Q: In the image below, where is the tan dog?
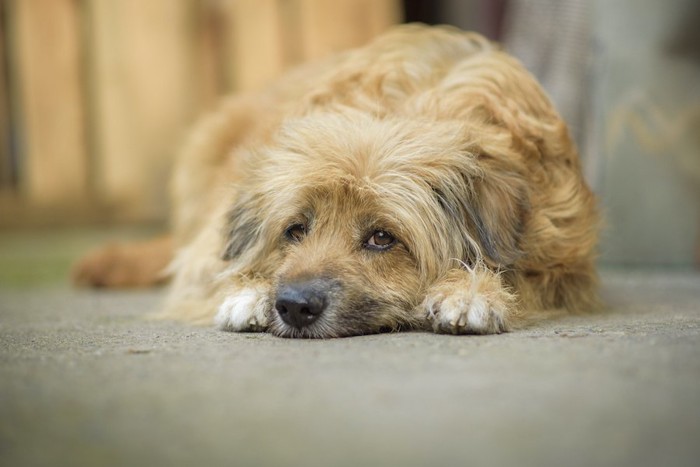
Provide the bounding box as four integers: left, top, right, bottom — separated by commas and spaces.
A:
74, 24, 600, 338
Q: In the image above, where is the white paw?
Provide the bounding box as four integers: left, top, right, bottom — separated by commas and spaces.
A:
215, 286, 271, 332
424, 290, 509, 335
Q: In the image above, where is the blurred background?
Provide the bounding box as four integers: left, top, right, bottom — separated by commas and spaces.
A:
0, 0, 698, 270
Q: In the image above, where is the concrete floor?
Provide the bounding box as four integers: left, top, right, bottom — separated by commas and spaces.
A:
1, 230, 699, 467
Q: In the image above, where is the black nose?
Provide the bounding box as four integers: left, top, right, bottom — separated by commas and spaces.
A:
275, 282, 327, 329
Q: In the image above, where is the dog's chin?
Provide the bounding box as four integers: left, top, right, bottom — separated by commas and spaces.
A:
267, 316, 427, 339
267, 315, 386, 339
268, 319, 353, 339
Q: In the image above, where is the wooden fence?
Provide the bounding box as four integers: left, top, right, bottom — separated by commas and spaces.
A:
0, 0, 401, 226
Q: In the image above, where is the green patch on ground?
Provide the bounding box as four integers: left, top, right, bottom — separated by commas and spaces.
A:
0, 226, 166, 287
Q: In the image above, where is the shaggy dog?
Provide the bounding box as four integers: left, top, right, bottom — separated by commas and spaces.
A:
74, 24, 600, 338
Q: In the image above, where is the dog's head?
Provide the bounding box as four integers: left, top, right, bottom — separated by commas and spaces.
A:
221, 111, 529, 337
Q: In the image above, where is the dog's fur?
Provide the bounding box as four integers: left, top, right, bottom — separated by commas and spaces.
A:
74, 24, 600, 338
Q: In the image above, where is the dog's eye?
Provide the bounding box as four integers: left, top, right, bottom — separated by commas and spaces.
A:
285, 224, 306, 242
365, 230, 396, 251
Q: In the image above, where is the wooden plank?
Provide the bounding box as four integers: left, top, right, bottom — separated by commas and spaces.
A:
278, 0, 306, 68
297, 0, 367, 61
192, 0, 227, 111
365, 0, 402, 37
217, 0, 400, 92
86, 0, 200, 221
0, 0, 12, 191
297, 0, 400, 61
9, 0, 88, 205
220, 0, 285, 92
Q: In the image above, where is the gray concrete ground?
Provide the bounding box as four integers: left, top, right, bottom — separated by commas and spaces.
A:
1, 230, 699, 467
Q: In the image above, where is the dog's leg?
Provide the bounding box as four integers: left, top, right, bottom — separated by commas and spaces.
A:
72, 235, 173, 288
422, 265, 518, 335
214, 280, 273, 332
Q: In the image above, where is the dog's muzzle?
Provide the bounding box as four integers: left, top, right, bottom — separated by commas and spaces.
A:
274, 280, 329, 329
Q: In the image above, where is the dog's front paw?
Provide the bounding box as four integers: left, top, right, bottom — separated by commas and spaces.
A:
424, 289, 508, 334
423, 270, 515, 334
215, 286, 272, 332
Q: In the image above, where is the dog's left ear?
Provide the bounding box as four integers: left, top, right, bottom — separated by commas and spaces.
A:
222, 192, 262, 261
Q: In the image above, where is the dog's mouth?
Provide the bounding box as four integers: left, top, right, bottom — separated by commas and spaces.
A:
272, 324, 410, 340
267, 314, 394, 339
268, 316, 343, 338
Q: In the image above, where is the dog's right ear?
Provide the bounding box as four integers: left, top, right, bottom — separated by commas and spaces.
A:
222, 192, 261, 261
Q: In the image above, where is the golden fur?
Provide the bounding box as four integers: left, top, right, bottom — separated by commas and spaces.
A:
74, 24, 599, 338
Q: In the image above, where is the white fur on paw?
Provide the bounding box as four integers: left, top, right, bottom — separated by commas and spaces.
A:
424, 290, 508, 335
215, 287, 271, 332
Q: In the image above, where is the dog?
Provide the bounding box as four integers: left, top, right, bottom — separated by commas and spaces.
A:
74, 24, 600, 338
